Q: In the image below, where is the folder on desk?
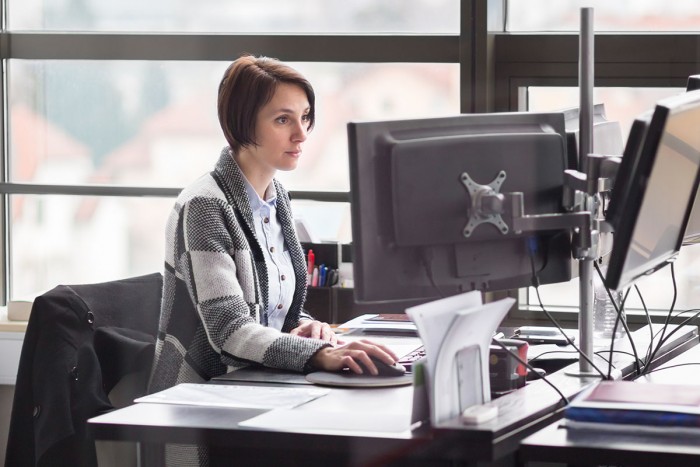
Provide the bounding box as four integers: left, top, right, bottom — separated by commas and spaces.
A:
406, 291, 514, 426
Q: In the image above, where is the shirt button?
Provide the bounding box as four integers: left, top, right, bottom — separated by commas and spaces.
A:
270, 247, 275, 253
281, 275, 286, 280
263, 217, 270, 224
277, 304, 283, 309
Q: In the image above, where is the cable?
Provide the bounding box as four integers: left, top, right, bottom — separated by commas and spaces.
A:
491, 338, 569, 405
642, 263, 679, 374
640, 307, 700, 375
527, 350, 579, 363
634, 284, 655, 366
527, 242, 609, 379
420, 247, 446, 299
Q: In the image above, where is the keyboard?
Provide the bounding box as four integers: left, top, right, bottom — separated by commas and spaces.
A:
398, 345, 425, 371
396, 331, 504, 372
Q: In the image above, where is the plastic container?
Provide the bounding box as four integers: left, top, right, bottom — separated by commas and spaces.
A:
593, 266, 626, 341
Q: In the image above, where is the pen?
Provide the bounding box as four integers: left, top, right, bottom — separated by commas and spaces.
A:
306, 249, 315, 279
319, 264, 327, 287
311, 266, 319, 287
327, 269, 338, 287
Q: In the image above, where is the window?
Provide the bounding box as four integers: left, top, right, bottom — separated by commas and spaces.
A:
9, 0, 459, 33
0, 1, 460, 302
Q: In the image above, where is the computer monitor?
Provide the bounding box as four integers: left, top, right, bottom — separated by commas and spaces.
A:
682, 79, 700, 244
604, 113, 652, 229
348, 112, 574, 304
562, 103, 624, 169
604, 90, 700, 291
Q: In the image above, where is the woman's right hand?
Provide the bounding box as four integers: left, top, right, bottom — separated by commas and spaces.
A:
310, 339, 398, 375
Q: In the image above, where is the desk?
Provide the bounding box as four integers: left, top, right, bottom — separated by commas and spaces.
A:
88, 325, 698, 467
519, 328, 700, 467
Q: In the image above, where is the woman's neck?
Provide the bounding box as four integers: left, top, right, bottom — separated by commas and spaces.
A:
233, 150, 274, 199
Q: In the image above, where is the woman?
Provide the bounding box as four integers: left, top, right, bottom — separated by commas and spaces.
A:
149, 55, 398, 396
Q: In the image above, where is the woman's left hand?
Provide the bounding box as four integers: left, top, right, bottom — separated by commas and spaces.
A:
290, 320, 339, 345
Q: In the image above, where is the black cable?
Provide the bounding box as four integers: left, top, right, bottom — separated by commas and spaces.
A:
527, 350, 579, 363
643, 263, 679, 374
634, 284, 655, 366
528, 252, 609, 379
593, 262, 641, 377
420, 247, 446, 299
491, 338, 569, 405
640, 307, 700, 375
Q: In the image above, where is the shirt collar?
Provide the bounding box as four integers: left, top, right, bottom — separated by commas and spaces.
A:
241, 171, 277, 211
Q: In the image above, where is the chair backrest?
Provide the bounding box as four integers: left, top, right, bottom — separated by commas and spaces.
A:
5, 272, 163, 467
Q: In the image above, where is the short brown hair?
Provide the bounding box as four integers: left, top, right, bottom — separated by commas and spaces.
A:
217, 55, 315, 154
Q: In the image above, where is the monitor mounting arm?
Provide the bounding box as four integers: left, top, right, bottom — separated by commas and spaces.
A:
459, 169, 594, 253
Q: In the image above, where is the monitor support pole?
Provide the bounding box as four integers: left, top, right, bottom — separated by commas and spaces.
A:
575, 7, 598, 376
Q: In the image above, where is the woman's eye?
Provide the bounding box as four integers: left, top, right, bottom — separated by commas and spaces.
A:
302, 114, 311, 122
276, 116, 288, 124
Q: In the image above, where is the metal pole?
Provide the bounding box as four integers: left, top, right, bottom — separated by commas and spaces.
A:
578, 7, 595, 375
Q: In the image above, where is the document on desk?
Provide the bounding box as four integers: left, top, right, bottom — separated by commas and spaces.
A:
339, 314, 418, 334
134, 383, 329, 409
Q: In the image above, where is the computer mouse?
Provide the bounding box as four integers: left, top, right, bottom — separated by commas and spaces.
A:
357, 356, 407, 377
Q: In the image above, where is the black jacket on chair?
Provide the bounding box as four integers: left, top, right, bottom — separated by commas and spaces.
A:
5, 273, 163, 467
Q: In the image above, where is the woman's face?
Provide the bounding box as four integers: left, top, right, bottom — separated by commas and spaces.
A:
245, 82, 310, 176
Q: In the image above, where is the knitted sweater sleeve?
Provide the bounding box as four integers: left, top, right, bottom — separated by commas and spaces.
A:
178, 195, 329, 372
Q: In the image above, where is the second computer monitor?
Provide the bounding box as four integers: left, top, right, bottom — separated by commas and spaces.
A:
605, 90, 700, 291
348, 112, 574, 304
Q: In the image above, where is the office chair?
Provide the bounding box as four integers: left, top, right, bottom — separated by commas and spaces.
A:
5, 272, 163, 467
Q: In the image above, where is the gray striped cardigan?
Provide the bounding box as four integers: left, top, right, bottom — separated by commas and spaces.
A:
148, 148, 330, 393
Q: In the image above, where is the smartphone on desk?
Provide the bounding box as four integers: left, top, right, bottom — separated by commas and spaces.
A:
513, 326, 575, 346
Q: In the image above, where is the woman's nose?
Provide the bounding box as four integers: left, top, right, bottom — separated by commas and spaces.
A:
292, 120, 308, 142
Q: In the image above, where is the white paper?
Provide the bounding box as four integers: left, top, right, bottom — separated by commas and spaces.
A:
406, 293, 515, 426
134, 383, 329, 409
339, 313, 417, 333
405, 291, 482, 379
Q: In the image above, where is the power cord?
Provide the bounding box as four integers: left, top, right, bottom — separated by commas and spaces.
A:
527, 239, 609, 379
642, 263, 679, 374
641, 307, 700, 375
634, 284, 655, 365
491, 338, 569, 405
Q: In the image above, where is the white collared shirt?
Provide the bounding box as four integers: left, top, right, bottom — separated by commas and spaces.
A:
242, 178, 296, 331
